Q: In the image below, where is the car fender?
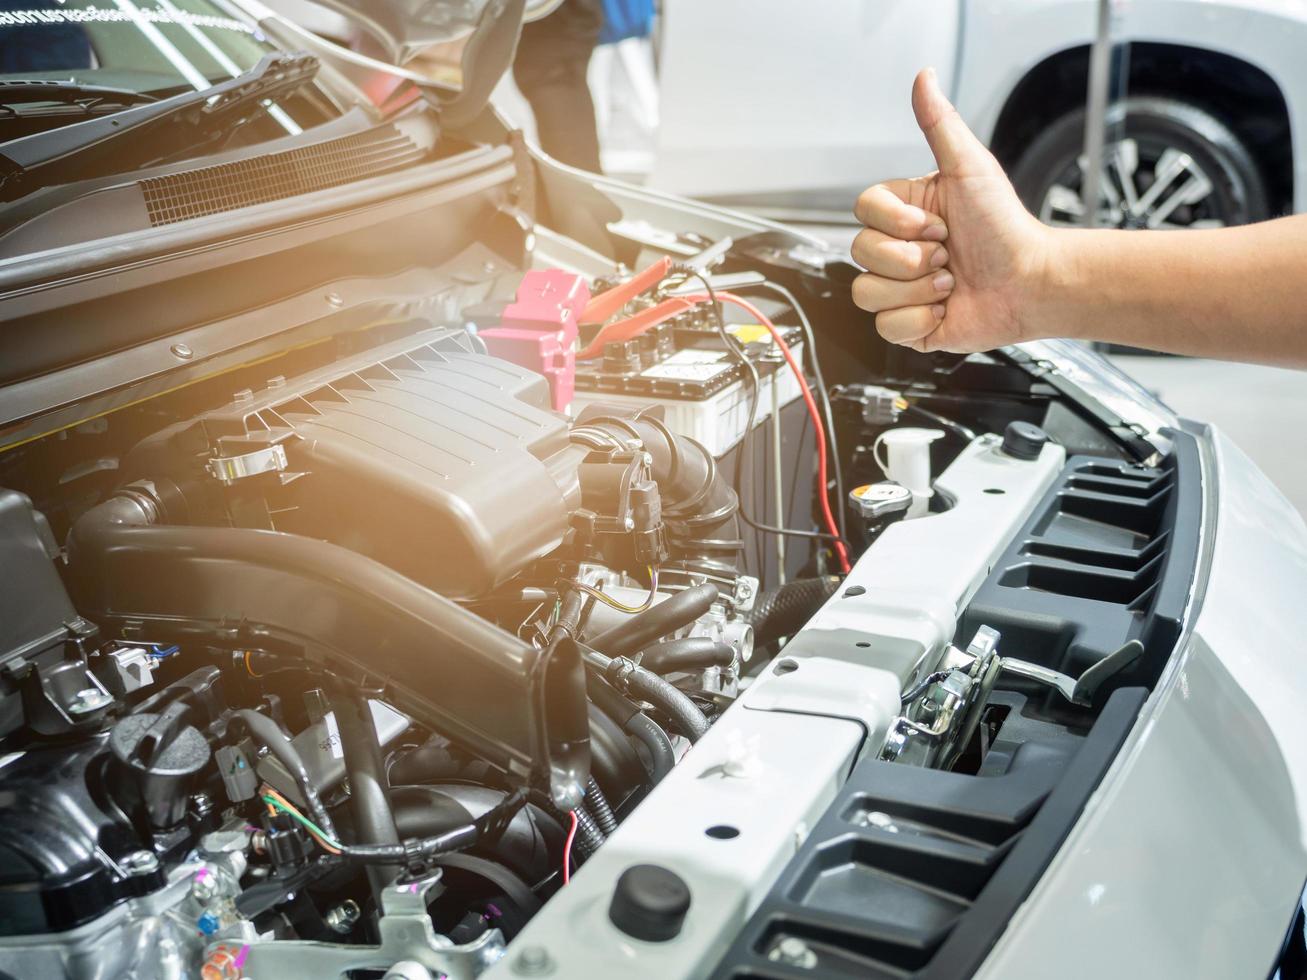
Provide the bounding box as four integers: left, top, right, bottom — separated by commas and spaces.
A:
956, 0, 1307, 211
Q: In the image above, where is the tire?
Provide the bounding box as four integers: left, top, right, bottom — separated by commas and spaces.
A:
1009, 96, 1270, 230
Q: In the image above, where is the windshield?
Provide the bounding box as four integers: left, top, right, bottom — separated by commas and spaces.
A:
0, 0, 323, 133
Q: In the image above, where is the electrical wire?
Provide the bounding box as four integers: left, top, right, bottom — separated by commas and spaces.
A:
571, 566, 659, 613
260, 789, 342, 855
896, 397, 978, 443
682, 271, 849, 558
562, 809, 579, 885
678, 279, 850, 573
714, 291, 850, 573
745, 281, 847, 541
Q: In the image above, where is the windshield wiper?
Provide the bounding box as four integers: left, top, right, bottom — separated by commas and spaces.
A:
0, 80, 159, 113
0, 52, 318, 202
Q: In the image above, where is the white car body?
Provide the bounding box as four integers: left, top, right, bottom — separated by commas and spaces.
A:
651, 0, 1307, 215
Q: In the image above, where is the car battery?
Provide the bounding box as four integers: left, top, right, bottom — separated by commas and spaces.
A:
570, 307, 805, 457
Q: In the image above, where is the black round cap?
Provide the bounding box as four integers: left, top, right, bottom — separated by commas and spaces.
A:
608, 864, 691, 942
1001, 420, 1049, 461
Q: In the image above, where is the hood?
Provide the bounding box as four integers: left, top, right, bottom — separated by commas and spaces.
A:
313, 0, 563, 65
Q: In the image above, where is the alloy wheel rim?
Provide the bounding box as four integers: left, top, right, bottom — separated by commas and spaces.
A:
1038, 137, 1226, 229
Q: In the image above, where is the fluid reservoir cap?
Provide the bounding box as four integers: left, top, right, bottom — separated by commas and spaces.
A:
608, 864, 691, 942
1001, 421, 1049, 461
109, 704, 211, 829
849, 481, 913, 520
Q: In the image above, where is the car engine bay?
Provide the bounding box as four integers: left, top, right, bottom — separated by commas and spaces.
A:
0, 200, 1200, 978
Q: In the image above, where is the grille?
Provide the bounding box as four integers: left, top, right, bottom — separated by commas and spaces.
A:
139, 127, 425, 226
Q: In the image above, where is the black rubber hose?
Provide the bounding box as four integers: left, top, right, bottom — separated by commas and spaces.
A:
586, 672, 674, 785
588, 652, 710, 744
234, 709, 339, 842
332, 691, 400, 895
640, 638, 734, 675
745, 576, 841, 648
621, 662, 710, 742
623, 711, 675, 783
587, 582, 718, 659
333, 693, 399, 846
585, 776, 618, 836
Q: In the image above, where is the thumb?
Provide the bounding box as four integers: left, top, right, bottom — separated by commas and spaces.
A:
912, 67, 986, 176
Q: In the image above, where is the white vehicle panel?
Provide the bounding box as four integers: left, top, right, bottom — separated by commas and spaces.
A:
487, 434, 1065, 979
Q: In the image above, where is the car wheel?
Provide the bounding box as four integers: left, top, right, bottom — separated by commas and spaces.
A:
1009, 96, 1270, 230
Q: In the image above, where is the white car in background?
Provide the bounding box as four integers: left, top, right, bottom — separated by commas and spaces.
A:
650, 0, 1305, 229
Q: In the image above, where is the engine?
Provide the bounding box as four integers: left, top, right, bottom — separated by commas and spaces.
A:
0, 289, 790, 979
0, 238, 1171, 979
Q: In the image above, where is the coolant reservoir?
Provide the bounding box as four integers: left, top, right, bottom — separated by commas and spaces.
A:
873, 427, 945, 517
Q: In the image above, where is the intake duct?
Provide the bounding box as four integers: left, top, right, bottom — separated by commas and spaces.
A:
65, 490, 590, 807
575, 404, 742, 570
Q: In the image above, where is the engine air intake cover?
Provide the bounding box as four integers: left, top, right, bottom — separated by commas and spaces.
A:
124, 327, 584, 599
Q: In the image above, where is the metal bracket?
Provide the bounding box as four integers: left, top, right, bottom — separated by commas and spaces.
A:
229, 870, 507, 980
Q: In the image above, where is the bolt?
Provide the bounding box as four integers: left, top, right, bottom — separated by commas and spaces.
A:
191, 868, 219, 901
69, 687, 110, 714
325, 899, 361, 934
170, 342, 194, 360
512, 945, 554, 976
325, 291, 344, 308
122, 850, 160, 876
189, 792, 214, 819
769, 936, 817, 969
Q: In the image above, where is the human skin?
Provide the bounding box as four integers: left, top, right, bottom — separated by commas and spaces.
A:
850, 67, 1307, 369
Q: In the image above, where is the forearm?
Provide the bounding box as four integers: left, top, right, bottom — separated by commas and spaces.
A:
1026, 217, 1307, 368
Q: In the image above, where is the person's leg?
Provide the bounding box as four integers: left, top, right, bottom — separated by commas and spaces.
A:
512, 0, 604, 172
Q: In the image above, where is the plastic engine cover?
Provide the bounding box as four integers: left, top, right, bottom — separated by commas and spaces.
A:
124, 328, 585, 599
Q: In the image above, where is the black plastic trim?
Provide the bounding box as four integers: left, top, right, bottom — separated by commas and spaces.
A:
710, 689, 1145, 979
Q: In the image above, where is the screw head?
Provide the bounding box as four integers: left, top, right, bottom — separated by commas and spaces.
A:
325, 292, 344, 308
122, 850, 160, 876
170, 343, 193, 360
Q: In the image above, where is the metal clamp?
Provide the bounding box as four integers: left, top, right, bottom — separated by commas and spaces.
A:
206, 443, 288, 485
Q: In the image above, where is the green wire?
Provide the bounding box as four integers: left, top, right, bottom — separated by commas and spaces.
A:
261, 794, 341, 848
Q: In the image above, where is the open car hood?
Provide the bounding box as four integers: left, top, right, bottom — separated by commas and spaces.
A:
312, 0, 562, 64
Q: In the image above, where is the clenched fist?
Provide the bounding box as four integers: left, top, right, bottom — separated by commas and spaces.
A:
851, 68, 1052, 353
